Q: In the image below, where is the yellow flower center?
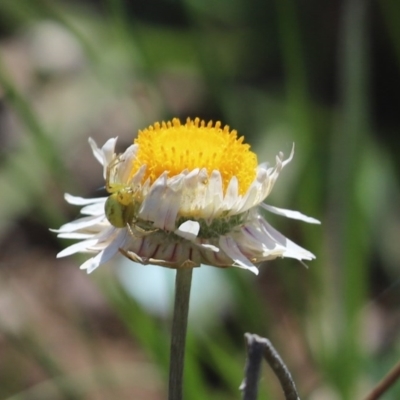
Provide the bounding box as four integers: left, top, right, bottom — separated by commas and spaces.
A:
131, 117, 258, 195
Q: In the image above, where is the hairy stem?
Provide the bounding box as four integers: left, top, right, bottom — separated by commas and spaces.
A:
168, 268, 193, 400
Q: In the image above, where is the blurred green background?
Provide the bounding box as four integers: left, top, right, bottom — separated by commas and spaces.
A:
0, 0, 399, 399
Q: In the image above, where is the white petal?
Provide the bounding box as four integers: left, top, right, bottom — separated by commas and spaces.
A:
80, 202, 106, 216
79, 255, 101, 273
231, 145, 296, 214
205, 171, 224, 218
94, 225, 118, 242
184, 168, 201, 187
101, 137, 118, 165
281, 143, 295, 168
239, 224, 285, 254
100, 137, 118, 178
178, 168, 209, 217
130, 164, 147, 186
57, 215, 105, 233
138, 173, 168, 226
56, 232, 94, 239
88, 137, 104, 165
57, 239, 98, 258
139, 173, 184, 230
261, 204, 321, 224
80, 230, 127, 273
236, 184, 259, 213
117, 145, 138, 183
64, 193, 106, 206
219, 236, 259, 275
163, 195, 183, 230
198, 243, 219, 252
282, 239, 316, 260
161, 176, 186, 230
224, 176, 239, 208
260, 219, 316, 260
175, 220, 200, 241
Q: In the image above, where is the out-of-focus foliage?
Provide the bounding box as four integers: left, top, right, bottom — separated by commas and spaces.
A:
0, 0, 399, 399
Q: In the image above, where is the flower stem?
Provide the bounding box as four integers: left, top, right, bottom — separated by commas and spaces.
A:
168, 268, 193, 400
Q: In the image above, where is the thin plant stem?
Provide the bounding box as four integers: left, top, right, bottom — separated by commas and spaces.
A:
362, 359, 400, 400
240, 333, 300, 400
168, 268, 193, 400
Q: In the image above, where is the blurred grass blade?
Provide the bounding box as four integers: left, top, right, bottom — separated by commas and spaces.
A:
0, 55, 67, 183
33, 0, 99, 63
4, 361, 161, 400
3, 330, 81, 400
0, 55, 70, 227
274, 0, 313, 148
327, 0, 370, 396
379, 0, 400, 69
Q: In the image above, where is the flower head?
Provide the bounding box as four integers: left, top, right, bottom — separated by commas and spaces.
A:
55, 117, 319, 274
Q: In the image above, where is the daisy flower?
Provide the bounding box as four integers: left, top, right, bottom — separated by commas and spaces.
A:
55, 117, 319, 274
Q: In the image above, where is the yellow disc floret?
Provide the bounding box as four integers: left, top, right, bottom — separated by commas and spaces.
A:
131, 117, 258, 195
